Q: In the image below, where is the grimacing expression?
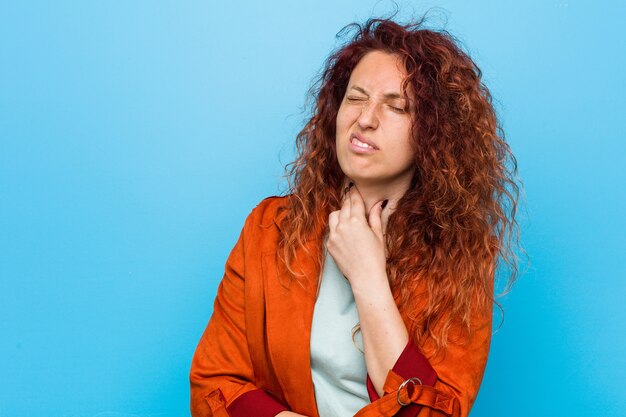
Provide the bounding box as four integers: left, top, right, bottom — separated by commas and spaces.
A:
335, 50, 415, 187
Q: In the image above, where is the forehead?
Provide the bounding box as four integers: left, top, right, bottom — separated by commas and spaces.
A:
348, 50, 408, 93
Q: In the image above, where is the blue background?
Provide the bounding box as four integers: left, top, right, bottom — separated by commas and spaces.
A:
1, 1, 625, 416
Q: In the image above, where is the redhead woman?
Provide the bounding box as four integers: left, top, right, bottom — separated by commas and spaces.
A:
190, 16, 521, 417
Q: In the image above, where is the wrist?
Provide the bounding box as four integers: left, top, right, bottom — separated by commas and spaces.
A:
350, 270, 392, 301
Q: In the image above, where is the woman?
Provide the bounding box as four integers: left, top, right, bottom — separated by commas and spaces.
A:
191, 16, 521, 417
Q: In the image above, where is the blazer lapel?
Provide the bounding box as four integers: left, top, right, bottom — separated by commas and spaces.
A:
262, 230, 324, 417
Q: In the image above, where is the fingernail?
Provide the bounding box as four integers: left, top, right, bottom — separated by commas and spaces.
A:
381, 199, 388, 209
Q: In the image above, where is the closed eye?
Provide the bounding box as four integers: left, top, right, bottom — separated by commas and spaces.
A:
388, 105, 406, 113
346, 96, 407, 113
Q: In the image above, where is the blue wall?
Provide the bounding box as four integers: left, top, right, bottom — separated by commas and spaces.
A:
1, 1, 624, 416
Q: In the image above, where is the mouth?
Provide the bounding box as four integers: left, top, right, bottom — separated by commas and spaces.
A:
350, 133, 379, 150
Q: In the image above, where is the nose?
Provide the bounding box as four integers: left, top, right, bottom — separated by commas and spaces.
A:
357, 100, 379, 130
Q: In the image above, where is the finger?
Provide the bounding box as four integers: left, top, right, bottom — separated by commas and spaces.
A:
341, 181, 352, 199
339, 183, 353, 221
328, 210, 339, 233
368, 199, 387, 241
350, 184, 366, 219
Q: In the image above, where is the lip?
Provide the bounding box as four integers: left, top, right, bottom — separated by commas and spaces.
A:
350, 133, 379, 153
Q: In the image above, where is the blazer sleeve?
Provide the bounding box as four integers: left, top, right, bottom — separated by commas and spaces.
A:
361, 296, 493, 417
365, 338, 438, 417
189, 209, 288, 417
423, 304, 493, 417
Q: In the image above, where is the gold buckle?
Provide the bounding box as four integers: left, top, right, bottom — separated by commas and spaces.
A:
397, 377, 422, 406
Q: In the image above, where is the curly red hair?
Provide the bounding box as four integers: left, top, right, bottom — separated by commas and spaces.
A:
278, 15, 523, 352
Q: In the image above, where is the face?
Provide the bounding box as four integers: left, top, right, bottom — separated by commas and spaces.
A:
335, 50, 415, 188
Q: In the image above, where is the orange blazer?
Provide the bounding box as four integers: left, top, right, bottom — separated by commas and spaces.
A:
190, 195, 493, 417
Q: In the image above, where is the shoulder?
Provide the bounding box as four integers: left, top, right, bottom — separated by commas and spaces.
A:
252, 194, 290, 214
241, 194, 291, 239
249, 195, 290, 222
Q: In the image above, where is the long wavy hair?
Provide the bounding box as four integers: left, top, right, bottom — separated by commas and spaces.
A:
278, 15, 523, 352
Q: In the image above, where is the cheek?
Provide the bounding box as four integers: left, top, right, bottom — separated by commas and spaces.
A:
336, 105, 360, 131
336, 107, 349, 133
401, 120, 413, 144
397, 124, 414, 161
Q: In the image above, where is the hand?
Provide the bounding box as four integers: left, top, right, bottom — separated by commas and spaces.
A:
276, 412, 309, 417
326, 183, 388, 292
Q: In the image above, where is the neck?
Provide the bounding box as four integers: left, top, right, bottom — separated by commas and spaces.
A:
341, 176, 412, 232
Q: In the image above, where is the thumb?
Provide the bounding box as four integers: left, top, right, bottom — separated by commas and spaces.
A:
368, 199, 387, 241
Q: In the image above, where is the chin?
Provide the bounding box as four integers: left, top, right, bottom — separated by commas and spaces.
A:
345, 174, 383, 185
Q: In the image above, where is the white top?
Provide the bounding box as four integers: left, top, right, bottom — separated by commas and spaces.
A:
310, 244, 369, 417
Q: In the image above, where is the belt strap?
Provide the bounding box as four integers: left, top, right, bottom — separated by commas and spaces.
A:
354, 370, 459, 417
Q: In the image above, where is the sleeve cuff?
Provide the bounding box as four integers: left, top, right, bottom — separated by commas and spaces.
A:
366, 338, 438, 402
226, 388, 288, 417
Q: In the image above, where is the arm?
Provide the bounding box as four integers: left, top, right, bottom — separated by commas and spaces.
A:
325, 186, 441, 416
352, 271, 439, 417
329, 185, 492, 416
189, 209, 289, 417
355, 287, 493, 417
351, 270, 411, 397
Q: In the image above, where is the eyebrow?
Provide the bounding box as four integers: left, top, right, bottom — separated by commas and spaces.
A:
349, 85, 407, 101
